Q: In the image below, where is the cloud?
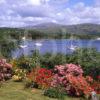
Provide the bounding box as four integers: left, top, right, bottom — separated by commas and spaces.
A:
95, 0, 100, 6
0, 0, 6, 4
0, 0, 100, 27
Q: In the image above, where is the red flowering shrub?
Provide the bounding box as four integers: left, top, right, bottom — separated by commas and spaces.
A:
35, 68, 53, 89
0, 59, 12, 81
27, 67, 53, 89
51, 64, 93, 96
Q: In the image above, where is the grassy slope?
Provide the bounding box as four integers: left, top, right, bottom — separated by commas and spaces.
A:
0, 80, 84, 100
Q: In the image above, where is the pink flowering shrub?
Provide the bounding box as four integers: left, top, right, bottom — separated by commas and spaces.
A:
51, 64, 93, 96
0, 59, 12, 81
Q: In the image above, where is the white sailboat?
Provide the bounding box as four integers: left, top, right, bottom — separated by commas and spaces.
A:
20, 45, 27, 48
20, 36, 27, 48
35, 42, 43, 47
69, 44, 77, 51
67, 35, 78, 51
22, 36, 26, 40
96, 37, 100, 40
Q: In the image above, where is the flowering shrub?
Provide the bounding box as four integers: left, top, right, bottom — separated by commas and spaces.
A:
0, 59, 12, 81
51, 64, 93, 96
85, 76, 93, 83
91, 81, 100, 94
27, 67, 53, 89
66, 75, 93, 96
26, 66, 40, 82
35, 68, 53, 89
85, 76, 100, 94
12, 68, 26, 81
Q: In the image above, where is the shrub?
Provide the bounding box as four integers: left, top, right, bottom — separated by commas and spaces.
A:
12, 68, 26, 82
44, 87, 65, 100
0, 59, 12, 81
26, 67, 40, 88
24, 78, 38, 89
35, 68, 53, 89
11, 56, 40, 71
51, 64, 93, 96
66, 75, 93, 96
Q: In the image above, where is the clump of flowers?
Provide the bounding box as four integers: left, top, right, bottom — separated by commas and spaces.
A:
12, 68, 26, 82
35, 68, 53, 89
26, 67, 53, 89
51, 64, 93, 96
0, 59, 12, 81
91, 81, 100, 94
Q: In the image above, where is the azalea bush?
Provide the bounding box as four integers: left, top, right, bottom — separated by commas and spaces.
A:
12, 68, 27, 82
27, 67, 53, 89
35, 68, 53, 89
26, 67, 40, 88
0, 59, 12, 81
51, 64, 93, 96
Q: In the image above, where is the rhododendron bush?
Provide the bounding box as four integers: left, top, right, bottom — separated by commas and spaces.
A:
0, 59, 12, 81
27, 68, 53, 89
51, 64, 93, 96
36, 68, 53, 89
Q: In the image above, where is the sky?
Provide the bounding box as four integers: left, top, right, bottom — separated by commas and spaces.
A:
0, 0, 100, 27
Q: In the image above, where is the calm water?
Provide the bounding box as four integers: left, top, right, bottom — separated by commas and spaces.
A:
12, 39, 100, 58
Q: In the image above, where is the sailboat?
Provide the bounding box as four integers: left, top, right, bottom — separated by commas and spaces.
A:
20, 36, 27, 48
35, 42, 43, 47
22, 36, 26, 40
69, 44, 77, 51
67, 35, 78, 51
20, 45, 27, 48
96, 37, 100, 40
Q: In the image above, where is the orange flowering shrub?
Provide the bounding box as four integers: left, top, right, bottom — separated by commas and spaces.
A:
66, 75, 93, 96
26, 67, 39, 82
51, 64, 94, 96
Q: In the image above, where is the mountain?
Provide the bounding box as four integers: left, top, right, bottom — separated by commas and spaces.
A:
25, 23, 100, 34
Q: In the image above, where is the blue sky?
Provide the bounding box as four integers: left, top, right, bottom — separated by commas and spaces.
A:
0, 0, 100, 27
68, 0, 94, 6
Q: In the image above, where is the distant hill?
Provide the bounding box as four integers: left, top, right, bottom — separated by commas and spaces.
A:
0, 23, 100, 40
25, 23, 100, 34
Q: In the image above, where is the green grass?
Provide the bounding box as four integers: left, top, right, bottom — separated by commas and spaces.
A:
0, 80, 99, 100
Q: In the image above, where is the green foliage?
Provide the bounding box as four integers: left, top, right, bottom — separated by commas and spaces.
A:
40, 53, 66, 69
44, 87, 65, 100
0, 41, 17, 58
71, 48, 100, 79
14, 48, 100, 80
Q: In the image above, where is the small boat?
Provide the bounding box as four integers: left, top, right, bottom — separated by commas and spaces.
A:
68, 45, 78, 51
96, 37, 100, 40
22, 36, 26, 40
35, 42, 42, 47
20, 45, 27, 48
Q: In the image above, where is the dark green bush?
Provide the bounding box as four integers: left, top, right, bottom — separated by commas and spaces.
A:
44, 87, 65, 100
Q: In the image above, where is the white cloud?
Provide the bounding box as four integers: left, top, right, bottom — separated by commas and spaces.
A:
0, 0, 100, 27
27, 0, 41, 5
95, 0, 100, 6
0, 0, 6, 4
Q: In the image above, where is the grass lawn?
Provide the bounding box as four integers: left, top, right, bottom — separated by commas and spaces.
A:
0, 80, 99, 100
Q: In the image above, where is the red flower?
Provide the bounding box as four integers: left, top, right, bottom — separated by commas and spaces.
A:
35, 68, 53, 88
97, 75, 100, 80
